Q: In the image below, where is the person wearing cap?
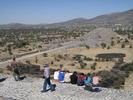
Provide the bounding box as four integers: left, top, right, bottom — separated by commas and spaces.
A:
41, 64, 54, 92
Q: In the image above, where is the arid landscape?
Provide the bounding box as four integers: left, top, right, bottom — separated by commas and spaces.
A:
0, 25, 133, 99
0, 1, 133, 100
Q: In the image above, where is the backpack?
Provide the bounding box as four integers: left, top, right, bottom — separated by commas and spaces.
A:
51, 84, 56, 91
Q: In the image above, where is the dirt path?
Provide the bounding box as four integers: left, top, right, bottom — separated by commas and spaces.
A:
0, 46, 69, 68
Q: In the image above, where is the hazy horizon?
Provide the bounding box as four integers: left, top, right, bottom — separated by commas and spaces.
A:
0, 0, 133, 24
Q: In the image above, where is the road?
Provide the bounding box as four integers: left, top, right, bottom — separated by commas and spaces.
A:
0, 46, 69, 68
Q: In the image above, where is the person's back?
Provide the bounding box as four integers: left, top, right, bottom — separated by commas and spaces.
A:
77, 73, 86, 86
11, 58, 17, 69
58, 71, 64, 83
44, 66, 50, 78
64, 72, 72, 83
84, 76, 92, 85
92, 73, 101, 86
54, 70, 59, 80
84, 73, 92, 85
70, 72, 78, 84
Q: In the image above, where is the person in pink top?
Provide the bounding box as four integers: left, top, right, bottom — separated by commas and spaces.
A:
92, 73, 101, 86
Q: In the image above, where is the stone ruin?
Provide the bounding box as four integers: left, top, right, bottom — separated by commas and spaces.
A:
95, 53, 126, 63
7, 63, 43, 78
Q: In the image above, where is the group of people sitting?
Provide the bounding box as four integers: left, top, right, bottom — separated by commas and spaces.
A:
54, 66, 102, 92
70, 72, 102, 92
10, 57, 101, 92
54, 68, 72, 83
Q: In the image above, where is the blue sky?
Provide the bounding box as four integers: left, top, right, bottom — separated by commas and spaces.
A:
0, 0, 133, 24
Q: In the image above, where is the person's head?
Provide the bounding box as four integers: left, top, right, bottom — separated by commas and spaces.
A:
44, 64, 49, 68
73, 71, 77, 75
64, 70, 69, 73
93, 73, 97, 76
87, 73, 91, 77
60, 64, 63, 69
13, 57, 16, 61
81, 73, 84, 76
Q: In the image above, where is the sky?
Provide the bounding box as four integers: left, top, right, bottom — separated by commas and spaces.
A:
0, 0, 133, 24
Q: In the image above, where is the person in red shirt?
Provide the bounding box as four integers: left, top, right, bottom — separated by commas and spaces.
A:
77, 73, 86, 86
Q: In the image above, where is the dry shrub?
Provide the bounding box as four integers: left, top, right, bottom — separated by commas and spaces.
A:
6, 65, 12, 71
0, 68, 3, 73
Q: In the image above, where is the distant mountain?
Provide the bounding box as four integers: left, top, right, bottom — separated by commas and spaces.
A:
87, 9, 133, 25
0, 23, 48, 29
0, 23, 33, 29
42, 18, 88, 28
53, 18, 88, 25
0, 9, 133, 29
46, 9, 133, 27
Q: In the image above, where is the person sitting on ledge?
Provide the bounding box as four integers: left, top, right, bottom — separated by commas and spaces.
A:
64, 70, 72, 83
70, 71, 78, 84
84, 73, 101, 92
58, 68, 65, 83
77, 73, 86, 86
53, 69, 60, 82
84, 73, 92, 85
92, 73, 101, 87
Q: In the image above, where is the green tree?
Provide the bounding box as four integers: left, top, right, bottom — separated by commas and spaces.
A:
111, 41, 115, 46
101, 43, 106, 49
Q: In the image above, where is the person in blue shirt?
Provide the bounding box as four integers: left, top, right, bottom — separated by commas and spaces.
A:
58, 69, 65, 83
84, 73, 101, 92
84, 73, 92, 85
58, 65, 65, 83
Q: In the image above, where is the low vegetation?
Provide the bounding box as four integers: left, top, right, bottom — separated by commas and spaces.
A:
98, 62, 133, 89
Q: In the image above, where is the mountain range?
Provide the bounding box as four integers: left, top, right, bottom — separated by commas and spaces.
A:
0, 9, 133, 29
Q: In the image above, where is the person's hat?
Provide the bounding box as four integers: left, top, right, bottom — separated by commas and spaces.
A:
44, 64, 48, 67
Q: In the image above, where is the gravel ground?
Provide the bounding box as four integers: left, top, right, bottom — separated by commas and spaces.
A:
0, 75, 133, 100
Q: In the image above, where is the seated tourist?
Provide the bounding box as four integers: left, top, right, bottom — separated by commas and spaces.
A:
77, 73, 86, 86
53, 69, 60, 82
70, 71, 78, 84
58, 69, 65, 83
84, 73, 101, 92
92, 73, 101, 86
64, 71, 72, 83
84, 73, 92, 85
